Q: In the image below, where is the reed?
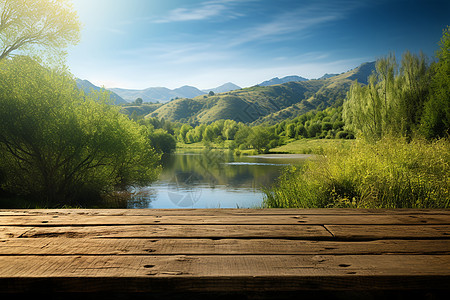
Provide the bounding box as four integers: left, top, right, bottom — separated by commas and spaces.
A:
264, 137, 450, 208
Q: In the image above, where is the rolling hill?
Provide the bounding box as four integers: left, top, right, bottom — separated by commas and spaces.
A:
147, 62, 376, 124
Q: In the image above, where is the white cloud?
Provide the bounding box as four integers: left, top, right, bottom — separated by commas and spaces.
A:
152, 0, 249, 23
227, 1, 361, 47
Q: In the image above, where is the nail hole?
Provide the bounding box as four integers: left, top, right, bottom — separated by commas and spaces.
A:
144, 265, 155, 268
339, 264, 351, 268
347, 272, 357, 274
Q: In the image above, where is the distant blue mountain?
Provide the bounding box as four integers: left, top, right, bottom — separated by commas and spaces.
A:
258, 75, 308, 86
109, 82, 241, 103
76, 79, 127, 105
202, 82, 241, 94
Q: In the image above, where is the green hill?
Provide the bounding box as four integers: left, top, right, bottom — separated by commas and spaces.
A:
147, 62, 375, 124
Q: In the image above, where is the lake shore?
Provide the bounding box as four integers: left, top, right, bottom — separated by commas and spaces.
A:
248, 154, 313, 159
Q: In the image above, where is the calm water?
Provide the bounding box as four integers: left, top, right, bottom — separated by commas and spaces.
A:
127, 151, 309, 209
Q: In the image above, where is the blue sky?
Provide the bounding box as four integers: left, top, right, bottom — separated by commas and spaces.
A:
67, 0, 450, 90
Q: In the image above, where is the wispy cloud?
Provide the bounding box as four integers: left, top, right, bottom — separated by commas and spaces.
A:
227, 1, 362, 46
152, 0, 248, 23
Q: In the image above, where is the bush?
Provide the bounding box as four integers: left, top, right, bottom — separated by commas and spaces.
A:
147, 129, 176, 154
0, 57, 161, 207
264, 137, 450, 208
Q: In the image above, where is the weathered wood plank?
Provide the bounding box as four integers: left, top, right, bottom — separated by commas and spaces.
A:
0, 255, 449, 293
326, 225, 450, 239
3, 224, 450, 240
1, 209, 449, 296
1, 208, 449, 216
0, 225, 333, 239
1, 238, 449, 255
1, 214, 449, 225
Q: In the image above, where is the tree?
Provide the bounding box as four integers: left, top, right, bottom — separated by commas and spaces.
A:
0, 0, 80, 62
0, 57, 160, 206
178, 124, 193, 143
343, 51, 430, 141
208, 91, 215, 96
421, 26, 450, 139
135, 98, 143, 105
147, 129, 176, 154
286, 123, 296, 138
248, 127, 278, 154
203, 125, 215, 142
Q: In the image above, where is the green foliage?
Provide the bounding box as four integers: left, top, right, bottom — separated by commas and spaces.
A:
421, 26, 450, 139
0, 57, 161, 206
247, 127, 278, 154
146, 129, 176, 154
264, 138, 450, 208
344, 28, 450, 141
270, 106, 351, 140
0, 0, 81, 63
343, 50, 435, 141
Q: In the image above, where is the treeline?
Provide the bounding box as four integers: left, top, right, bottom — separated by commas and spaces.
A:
272, 106, 354, 140
138, 106, 354, 154
142, 118, 279, 154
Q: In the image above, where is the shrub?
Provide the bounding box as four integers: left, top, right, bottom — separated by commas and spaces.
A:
0, 57, 161, 207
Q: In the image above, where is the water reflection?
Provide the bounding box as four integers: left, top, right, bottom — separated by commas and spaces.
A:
127, 150, 309, 209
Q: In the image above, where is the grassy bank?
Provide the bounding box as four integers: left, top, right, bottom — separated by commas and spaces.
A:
270, 138, 355, 154
264, 137, 450, 208
176, 141, 259, 156
177, 138, 353, 155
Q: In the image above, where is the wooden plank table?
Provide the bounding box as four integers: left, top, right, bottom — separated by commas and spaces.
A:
0, 209, 449, 299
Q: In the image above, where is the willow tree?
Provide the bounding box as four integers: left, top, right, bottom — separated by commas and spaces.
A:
0, 0, 80, 62
0, 57, 161, 206
421, 26, 450, 139
344, 52, 430, 141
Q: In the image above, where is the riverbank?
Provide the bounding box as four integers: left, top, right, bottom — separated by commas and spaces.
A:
177, 138, 353, 155
269, 138, 355, 154
264, 137, 450, 209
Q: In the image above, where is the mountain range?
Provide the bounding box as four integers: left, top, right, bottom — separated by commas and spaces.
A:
108, 82, 242, 103
142, 61, 376, 124
77, 61, 376, 125
77, 73, 345, 105
258, 75, 308, 86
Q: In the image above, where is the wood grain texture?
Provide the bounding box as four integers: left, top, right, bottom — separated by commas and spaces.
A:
1, 214, 449, 225
1, 208, 449, 216
0, 208, 449, 296
1, 238, 449, 255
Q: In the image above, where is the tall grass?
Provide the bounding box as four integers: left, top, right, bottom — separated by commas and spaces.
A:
263, 137, 450, 208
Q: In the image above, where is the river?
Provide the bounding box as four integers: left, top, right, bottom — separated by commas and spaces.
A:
127, 150, 310, 209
